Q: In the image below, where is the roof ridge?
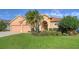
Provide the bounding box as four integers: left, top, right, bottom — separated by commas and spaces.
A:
9, 15, 25, 24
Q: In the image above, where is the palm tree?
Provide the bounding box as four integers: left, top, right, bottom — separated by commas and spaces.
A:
25, 10, 43, 32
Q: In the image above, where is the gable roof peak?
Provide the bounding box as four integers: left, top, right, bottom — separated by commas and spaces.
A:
16, 15, 25, 18
9, 15, 25, 24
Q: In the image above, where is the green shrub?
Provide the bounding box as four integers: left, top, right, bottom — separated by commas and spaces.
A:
59, 16, 79, 34
53, 28, 58, 31
32, 31, 62, 36
0, 20, 7, 31
56, 32, 62, 36
49, 28, 58, 32
49, 28, 53, 31
63, 33, 69, 36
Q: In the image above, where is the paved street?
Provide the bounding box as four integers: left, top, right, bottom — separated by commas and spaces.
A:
0, 31, 20, 37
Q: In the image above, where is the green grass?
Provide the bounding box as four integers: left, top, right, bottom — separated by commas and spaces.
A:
0, 33, 79, 49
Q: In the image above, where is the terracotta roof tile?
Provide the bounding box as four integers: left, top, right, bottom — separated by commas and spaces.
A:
49, 17, 61, 22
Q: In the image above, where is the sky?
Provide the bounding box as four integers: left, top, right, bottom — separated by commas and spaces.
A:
1, 9, 79, 20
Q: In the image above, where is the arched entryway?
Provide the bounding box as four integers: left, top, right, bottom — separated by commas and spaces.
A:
41, 21, 48, 31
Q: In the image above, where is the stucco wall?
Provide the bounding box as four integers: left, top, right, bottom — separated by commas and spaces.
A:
10, 16, 60, 33
10, 25, 21, 32
10, 25, 31, 33
10, 16, 31, 33
49, 22, 59, 29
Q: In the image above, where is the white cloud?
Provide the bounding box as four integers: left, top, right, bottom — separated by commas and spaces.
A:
64, 13, 70, 16
71, 12, 79, 16
50, 13, 63, 17
42, 10, 79, 18
49, 9, 63, 18
41, 9, 63, 18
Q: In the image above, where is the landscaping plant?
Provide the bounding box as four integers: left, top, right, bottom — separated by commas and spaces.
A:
0, 20, 7, 31
25, 10, 43, 32
59, 16, 79, 35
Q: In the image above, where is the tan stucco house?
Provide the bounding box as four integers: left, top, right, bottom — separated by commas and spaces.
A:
10, 15, 61, 33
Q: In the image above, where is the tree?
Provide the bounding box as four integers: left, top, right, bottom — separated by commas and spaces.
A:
0, 20, 7, 31
58, 16, 79, 35
25, 10, 43, 32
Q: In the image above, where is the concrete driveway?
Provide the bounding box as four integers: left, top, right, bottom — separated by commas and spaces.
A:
0, 31, 21, 37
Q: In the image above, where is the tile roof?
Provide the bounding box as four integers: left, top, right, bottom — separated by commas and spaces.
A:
49, 17, 61, 22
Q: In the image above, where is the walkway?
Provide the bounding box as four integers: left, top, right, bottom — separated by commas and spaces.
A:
0, 31, 20, 37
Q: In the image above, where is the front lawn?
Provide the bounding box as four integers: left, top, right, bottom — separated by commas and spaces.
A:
0, 33, 79, 49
